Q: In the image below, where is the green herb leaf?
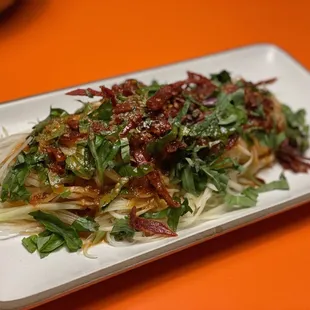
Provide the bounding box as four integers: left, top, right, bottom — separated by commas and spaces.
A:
72, 217, 99, 232
36, 233, 65, 253
89, 100, 113, 122
117, 164, 153, 177
146, 125, 178, 155
252, 130, 286, 150
1, 163, 30, 202
79, 118, 90, 133
88, 136, 121, 186
181, 166, 196, 195
201, 167, 229, 192
33, 108, 68, 134
22, 235, 38, 253
37, 120, 66, 142
100, 177, 129, 208
257, 173, 289, 193
92, 230, 106, 245
167, 198, 192, 231
216, 90, 247, 126
120, 137, 130, 163
111, 218, 135, 241
225, 192, 257, 208
29, 211, 82, 252
143, 198, 192, 231
66, 146, 95, 180
173, 99, 191, 127
139, 80, 164, 98
211, 70, 232, 85
143, 209, 168, 219
225, 174, 290, 208
282, 104, 309, 152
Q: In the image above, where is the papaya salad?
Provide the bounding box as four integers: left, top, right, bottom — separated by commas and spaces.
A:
0, 71, 309, 258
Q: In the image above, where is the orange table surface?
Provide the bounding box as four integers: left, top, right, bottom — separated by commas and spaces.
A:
1, 1, 310, 310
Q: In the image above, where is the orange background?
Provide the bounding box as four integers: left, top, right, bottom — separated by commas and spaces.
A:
1, 1, 310, 309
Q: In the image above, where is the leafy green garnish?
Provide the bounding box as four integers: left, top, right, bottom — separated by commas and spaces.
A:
143, 198, 192, 231
72, 217, 99, 232
200, 167, 229, 192
37, 120, 66, 142
188, 89, 247, 140
32, 108, 68, 134
120, 137, 130, 163
66, 146, 95, 180
211, 70, 232, 85
181, 166, 197, 195
22, 235, 38, 254
146, 101, 191, 155
29, 211, 82, 252
282, 104, 309, 152
257, 173, 289, 193
216, 90, 246, 126
110, 218, 135, 241
100, 177, 129, 208
22, 232, 65, 258
89, 100, 113, 122
92, 230, 106, 245
225, 174, 289, 208
139, 80, 164, 98
36, 233, 64, 254
117, 164, 153, 177
225, 188, 258, 208
173, 99, 191, 127
167, 198, 192, 231
88, 136, 121, 186
147, 125, 178, 155
1, 163, 30, 202
250, 130, 286, 150
22, 214, 99, 258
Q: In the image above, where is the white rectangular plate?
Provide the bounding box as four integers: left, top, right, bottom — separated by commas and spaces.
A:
1, 43, 310, 310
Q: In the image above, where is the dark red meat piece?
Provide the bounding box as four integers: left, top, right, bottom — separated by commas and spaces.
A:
146, 85, 174, 111
100, 86, 117, 106
45, 146, 66, 162
276, 140, 310, 173
59, 131, 87, 147
147, 171, 180, 207
66, 88, 102, 97
130, 206, 177, 236
113, 102, 133, 114
149, 119, 171, 137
